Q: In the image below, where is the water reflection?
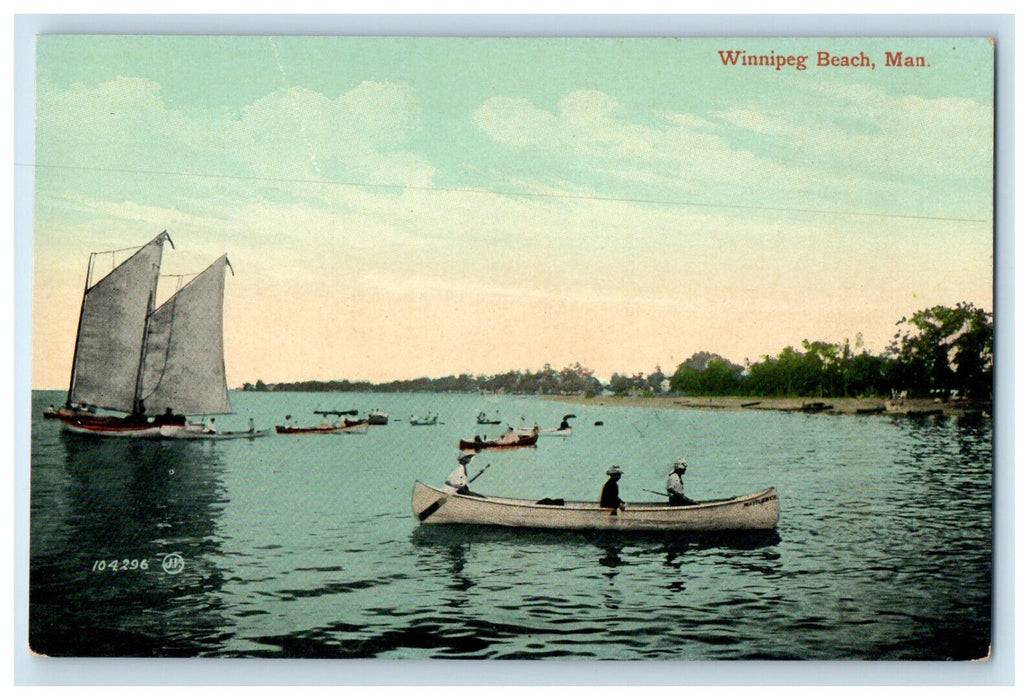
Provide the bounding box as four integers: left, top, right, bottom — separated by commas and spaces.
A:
445, 543, 475, 598
30, 432, 232, 656
411, 525, 781, 570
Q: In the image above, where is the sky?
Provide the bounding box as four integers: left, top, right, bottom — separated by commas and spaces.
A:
30, 35, 994, 389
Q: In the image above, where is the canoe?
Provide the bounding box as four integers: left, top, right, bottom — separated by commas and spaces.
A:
458, 432, 538, 450
275, 422, 368, 435
159, 425, 272, 439
538, 427, 571, 437
412, 482, 779, 532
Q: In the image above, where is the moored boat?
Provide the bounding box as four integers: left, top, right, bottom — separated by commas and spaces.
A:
59, 414, 164, 438
367, 411, 389, 425
409, 413, 439, 426
885, 400, 944, 417
56, 232, 235, 437
411, 482, 779, 532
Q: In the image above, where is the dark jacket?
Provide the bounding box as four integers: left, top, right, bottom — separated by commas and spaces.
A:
599, 478, 624, 509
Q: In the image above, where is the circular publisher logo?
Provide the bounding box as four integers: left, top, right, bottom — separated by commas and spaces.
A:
161, 553, 185, 575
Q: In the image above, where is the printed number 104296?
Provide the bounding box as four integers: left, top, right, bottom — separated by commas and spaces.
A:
92, 559, 149, 572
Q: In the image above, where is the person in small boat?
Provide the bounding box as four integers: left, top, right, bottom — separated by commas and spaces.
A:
248, 418, 255, 433
203, 418, 217, 434
600, 466, 626, 511
499, 427, 519, 444
284, 415, 293, 429
666, 459, 695, 506
154, 407, 186, 426
559, 418, 570, 430
446, 453, 476, 495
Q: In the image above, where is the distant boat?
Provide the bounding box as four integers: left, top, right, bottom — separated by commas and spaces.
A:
409, 413, 439, 426
459, 427, 538, 451
56, 232, 234, 438
885, 400, 943, 417
855, 405, 887, 415
367, 411, 389, 425
476, 411, 502, 425
412, 483, 779, 532
275, 421, 368, 435
540, 415, 574, 437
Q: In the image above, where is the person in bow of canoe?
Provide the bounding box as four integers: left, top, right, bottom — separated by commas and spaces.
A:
446, 453, 476, 495
600, 466, 626, 511
666, 459, 696, 506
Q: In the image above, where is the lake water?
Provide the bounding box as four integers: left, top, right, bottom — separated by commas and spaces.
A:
28, 389, 992, 661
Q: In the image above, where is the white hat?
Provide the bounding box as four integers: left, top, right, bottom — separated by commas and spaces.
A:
606, 466, 623, 476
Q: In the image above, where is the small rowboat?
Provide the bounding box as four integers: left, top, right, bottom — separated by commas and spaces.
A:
459, 430, 537, 450
537, 427, 571, 437
159, 425, 272, 439
412, 482, 779, 532
275, 422, 368, 435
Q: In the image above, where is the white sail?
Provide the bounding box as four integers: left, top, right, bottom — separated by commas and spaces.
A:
67, 233, 168, 412
139, 255, 232, 415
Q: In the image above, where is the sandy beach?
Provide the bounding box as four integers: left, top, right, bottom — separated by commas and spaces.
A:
544, 394, 989, 417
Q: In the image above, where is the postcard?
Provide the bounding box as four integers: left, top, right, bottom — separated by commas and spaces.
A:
26, 33, 996, 673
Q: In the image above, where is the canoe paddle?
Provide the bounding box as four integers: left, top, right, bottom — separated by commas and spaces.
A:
417, 463, 493, 522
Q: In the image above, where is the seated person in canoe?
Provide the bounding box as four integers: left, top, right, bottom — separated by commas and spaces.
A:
600, 466, 626, 511
666, 459, 696, 506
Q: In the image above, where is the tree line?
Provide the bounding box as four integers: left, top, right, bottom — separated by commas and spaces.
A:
241, 302, 992, 401
242, 362, 604, 396
670, 302, 992, 401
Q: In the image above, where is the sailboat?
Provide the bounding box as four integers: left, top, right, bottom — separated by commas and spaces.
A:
56, 232, 235, 437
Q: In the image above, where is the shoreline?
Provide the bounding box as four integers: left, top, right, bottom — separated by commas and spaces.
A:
543, 394, 990, 417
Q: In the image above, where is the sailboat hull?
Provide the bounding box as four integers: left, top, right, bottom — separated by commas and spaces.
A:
58, 415, 163, 438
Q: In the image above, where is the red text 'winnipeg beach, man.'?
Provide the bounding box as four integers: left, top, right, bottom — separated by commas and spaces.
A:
718, 49, 930, 71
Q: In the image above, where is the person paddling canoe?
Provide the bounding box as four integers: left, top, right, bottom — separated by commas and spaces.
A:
666, 459, 696, 506
446, 453, 476, 495
600, 466, 627, 511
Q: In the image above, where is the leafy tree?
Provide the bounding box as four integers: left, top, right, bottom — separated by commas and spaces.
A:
885, 302, 993, 399
671, 354, 742, 395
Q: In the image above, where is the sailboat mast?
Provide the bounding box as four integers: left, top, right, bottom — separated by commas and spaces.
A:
132, 288, 157, 416
64, 252, 96, 408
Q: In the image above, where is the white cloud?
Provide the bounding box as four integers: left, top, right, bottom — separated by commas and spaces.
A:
37, 77, 433, 193
473, 97, 557, 147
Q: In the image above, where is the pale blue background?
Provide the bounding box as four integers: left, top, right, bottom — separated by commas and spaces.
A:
13, 12, 1016, 687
